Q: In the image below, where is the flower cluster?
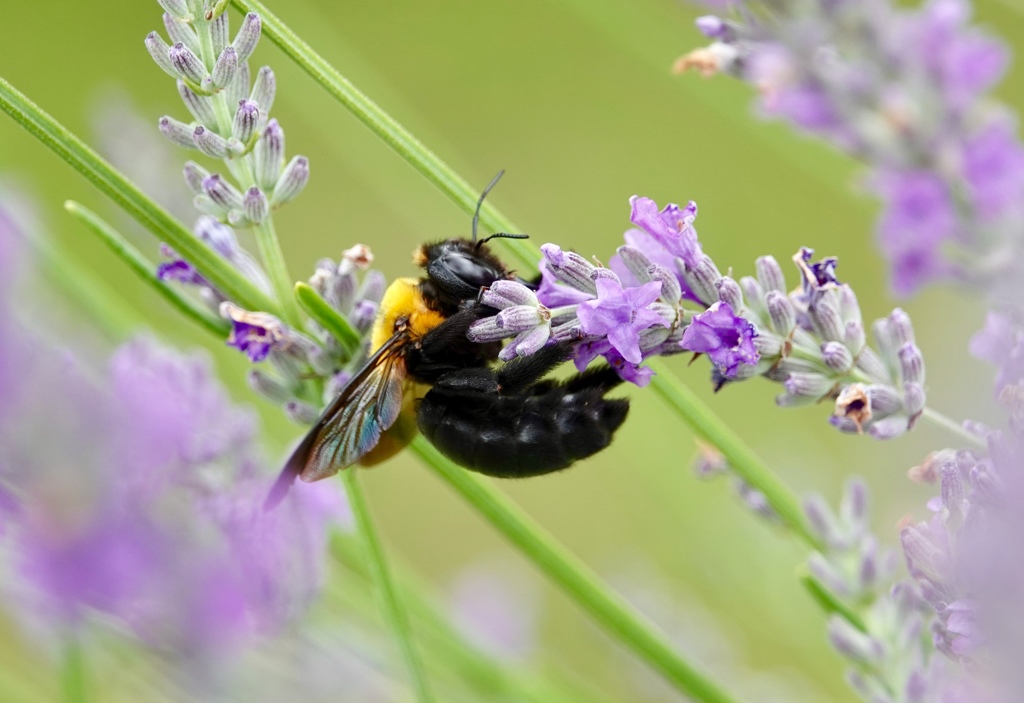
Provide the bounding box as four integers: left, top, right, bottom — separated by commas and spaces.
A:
676, 0, 1024, 300
471, 196, 926, 437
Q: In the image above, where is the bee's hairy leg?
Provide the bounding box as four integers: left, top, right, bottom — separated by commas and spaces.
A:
495, 342, 574, 394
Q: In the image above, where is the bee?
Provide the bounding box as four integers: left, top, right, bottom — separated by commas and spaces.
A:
270, 173, 628, 504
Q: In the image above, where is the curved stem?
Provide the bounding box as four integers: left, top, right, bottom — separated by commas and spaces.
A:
60, 634, 88, 703
341, 470, 435, 703
919, 407, 986, 450
412, 438, 746, 703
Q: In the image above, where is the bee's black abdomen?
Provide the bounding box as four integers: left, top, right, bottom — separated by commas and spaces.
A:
417, 349, 629, 477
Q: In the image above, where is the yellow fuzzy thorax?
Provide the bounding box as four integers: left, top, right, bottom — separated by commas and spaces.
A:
370, 277, 446, 352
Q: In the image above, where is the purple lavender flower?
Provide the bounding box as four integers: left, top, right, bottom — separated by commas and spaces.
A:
680, 302, 759, 378
576, 276, 667, 365
221, 302, 287, 362
628, 196, 702, 270
969, 311, 1024, 393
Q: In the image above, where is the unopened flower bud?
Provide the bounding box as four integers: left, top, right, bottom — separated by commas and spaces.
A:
827, 618, 884, 664
227, 61, 251, 106
765, 290, 795, 336
247, 368, 293, 402
822, 341, 853, 374
682, 254, 721, 306
482, 280, 538, 308
616, 245, 653, 284
866, 384, 903, 417
202, 174, 244, 211
192, 125, 230, 158
285, 400, 319, 426
164, 14, 199, 54
250, 66, 276, 115
158, 116, 196, 149
255, 119, 285, 189
233, 12, 261, 63
780, 372, 834, 403
169, 42, 207, 84
803, 493, 839, 544
145, 32, 177, 78
650, 265, 681, 305
716, 276, 742, 310
351, 300, 378, 333
810, 290, 844, 341
754, 332, 782, 358
844, 320, 866, 356
739, 276, 766, 317
888, 308, 915, 346
756, 255, 786, 293
243, 187, 268, 224
839, 285, 862, 326
898, 343, 925, 384
158, 0, 192, 20
232, 99, 259, 143
904, 382, 926, 418
271, 156, 310, 205
183, 161, 210, 194
177, 80, 216, 128
695, 15, 733, 40
212, 46, 238, 89
211, 10, 229, 53
540, 244, 597, 294
358, 270, 386, 304
854, 347, 890, 384
840, 478, 869, 528
867, 416, 909, 440
496, 306, 546, 332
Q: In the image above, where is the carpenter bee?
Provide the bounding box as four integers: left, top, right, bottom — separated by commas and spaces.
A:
270, 173, 628, 503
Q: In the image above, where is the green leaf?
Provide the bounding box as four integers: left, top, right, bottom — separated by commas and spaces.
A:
796, 564, 868, 633
64, 201, 230, 340
294, 281, 361, 359
0, 74, 279, 317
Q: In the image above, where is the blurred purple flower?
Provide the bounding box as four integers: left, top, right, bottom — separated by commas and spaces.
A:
969, 311, 1024, 393
449, 563, 538, 661
680, 301, 760, 378
577, 277, 667, 364
962, 118, 1024, 222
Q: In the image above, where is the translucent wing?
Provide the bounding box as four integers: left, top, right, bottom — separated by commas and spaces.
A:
266, 333, 409, 508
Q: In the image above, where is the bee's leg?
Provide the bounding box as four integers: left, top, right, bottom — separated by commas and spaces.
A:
408, 306, 497, 382
493, 342, 574, 394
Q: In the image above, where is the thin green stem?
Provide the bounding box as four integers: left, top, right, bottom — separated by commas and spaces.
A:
294, 282, 361, 358
253, 217, 303, 326
795, 565, 867, 633
340, 470, 435, 703
412, 438, 745, 703
59, 635, 88, 703
645, 359, 823, 549
64, 201, 230, 339
0, 75, 279, 317
920, 407, 986, 450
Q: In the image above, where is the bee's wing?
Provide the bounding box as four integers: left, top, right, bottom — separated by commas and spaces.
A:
266, 332, 409, 509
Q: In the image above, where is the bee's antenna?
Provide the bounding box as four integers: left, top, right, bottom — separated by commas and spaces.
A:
478, 232, 530, 246
472, 169, 505, 244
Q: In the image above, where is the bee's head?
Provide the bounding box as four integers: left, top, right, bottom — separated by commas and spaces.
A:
415, 238, 509, 305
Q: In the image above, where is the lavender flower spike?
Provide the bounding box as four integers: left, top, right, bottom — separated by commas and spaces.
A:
469, 280, 554, 361
221, 302, 288, 362
576, 275, 667, 365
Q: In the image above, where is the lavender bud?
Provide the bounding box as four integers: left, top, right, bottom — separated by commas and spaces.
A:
247, 368, 292, 402
468, 317, 508, 343
940, 462, 965, 522
888, 308, 915, 346
481, 280, 538, 308
541, 244, 598, 294
904, 382, 925, 418
867, 416, 909, 440
739, 276, 766, 317
212, 46, 238, 90
227, 61, 251, 106
843, 320, 866, 357
158, 116, 196, 149
232, 12, 261, 63
177, 80, 216, 128
255, 119, 285, 189
243, 187, 268, 224
810, 291, 844, 341
765, 291, 795, 336
202, 174, 244, 211
232, 99, 259, 143
858, 537, 878, 589
839, 478, 868, 528
838, 286, 862, 326
193, 125, 230, 158
898, 343, 925, 384
210, 10, 229, 53
351, 300, 378, 333
866, 384, 902, 416
358, 270, 386, 304
144, 32, 177, 78
854, 347, 890, 384
195, 216, 238, 257
169, 42, 207, 85
590, 267, 619, 284
496, 306, 545, 332
753, 332, 782, 358
682, 254, 721, 307
158, 0, 192, 20
827, 617, 884, 664
285, 400, 319, 426
755, 255, 786, 293
695, 15, 732, 40
807, 553, 848, 594
715, 276, 742, 310
182, 160, 210, 194
164, 14, 199, 54
250, 66, 276, 115
821, 341, 853, 374
193, 194, 222, 218
780, 372, 834, 402
615, 245, 653, 284
271, 156, 310, 205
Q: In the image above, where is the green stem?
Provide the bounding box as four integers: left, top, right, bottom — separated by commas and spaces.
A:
253, 217, 303, 327
64, 201, 230, 339
645, 359, 823, 549
412, 438, 745, 703
294, 282, 361, 358
795, 565, 867, 633
340, 470, 435, 703
919, 407, 986, 450
229, 0, 536, 270
59, 635, 88, 703
0, 74, 279, 317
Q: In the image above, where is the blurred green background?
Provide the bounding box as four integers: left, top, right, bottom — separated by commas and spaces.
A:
1, 0, 1022, 700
